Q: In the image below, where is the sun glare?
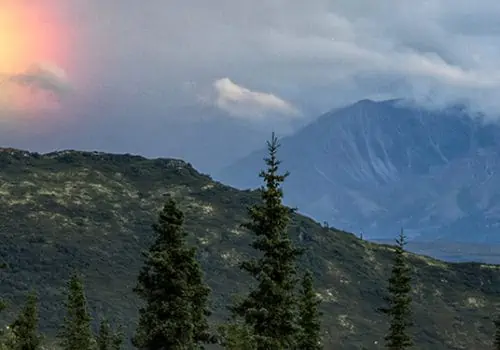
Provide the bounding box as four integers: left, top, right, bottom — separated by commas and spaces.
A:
0, 3, 31, 73
0, 1, 67, 74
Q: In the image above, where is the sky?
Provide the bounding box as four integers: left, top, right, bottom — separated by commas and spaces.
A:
3, 0, 500, 172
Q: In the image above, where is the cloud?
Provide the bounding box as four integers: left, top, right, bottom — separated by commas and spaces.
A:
8, 0, 500, 173
61, 0, 500, 121
89, 0, 500, 117
212, 78, 300, 119
7, 62, 72, 97
0, 62, 72, 116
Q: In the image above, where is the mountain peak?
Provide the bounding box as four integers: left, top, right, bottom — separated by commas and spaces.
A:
218, 98, 500, 243
352, 98, 403, 108
354, 98, 377, 105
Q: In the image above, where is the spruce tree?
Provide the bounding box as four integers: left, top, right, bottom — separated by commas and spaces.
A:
217, 322, 256, 350
132, 198, 213, 350
0, 262, 6, 313
58, 273, 93, 350
297, 271, 322, 350
380, 229, 413, 350
0, 262, 8, 348
97, 320, 111, 350
97, 319, 123, 350
229, 132, 303, 349
494, 315, 500, 350
9, 291, 43, 350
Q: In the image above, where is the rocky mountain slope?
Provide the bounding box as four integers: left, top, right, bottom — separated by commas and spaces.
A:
217, 99, 500, 243
1, 148, 500, 349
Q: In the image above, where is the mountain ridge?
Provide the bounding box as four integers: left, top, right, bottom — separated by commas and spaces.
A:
217, 99, 500, 244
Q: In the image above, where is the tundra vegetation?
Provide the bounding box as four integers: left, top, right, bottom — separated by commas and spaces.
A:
0, 137, 499, 349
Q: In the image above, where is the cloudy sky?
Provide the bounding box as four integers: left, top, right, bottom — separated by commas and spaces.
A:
2, 0, 500, 172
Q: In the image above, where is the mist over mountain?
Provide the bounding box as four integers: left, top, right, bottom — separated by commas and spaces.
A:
217, 99, 500, 243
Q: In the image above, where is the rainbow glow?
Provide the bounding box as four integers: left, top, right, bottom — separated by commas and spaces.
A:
0, 0, 69, 114
0, 1, 68, 73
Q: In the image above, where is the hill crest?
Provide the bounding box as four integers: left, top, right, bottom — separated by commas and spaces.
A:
0, 147, 499, 349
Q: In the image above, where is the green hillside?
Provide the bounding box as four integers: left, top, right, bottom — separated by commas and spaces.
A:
0, 148, 499, 349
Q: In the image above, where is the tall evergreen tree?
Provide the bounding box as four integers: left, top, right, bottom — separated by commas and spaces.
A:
97, 320, 111, 350
217, 322, 256, 350
97, 318, 123, 350
380, 229, 413, 350
297, 271, 322, 350
58, 273, 93, 350
132, 198, 213, 350
0, 262, 8, 349
494, 315, 500, 350
8, 291, 43, 350
229, 132, 303, 349
0, 262, 6, 314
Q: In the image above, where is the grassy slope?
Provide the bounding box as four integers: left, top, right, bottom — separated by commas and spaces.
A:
0, 148, 499, 349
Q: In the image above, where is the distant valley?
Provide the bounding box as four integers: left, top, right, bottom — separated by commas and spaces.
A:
375, 239, 500, 264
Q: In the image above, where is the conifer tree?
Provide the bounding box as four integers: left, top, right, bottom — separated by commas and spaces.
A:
97, 320, 111, 350
0, 262, 6, 314
0, 262, 8, 349
97, 318, 123, 350
493, 314, 500, 350
217, 322, 256, 350
297, 271, 322, 350
8, 291, 43, 350
58, 273, 93, 350
380, 229, 413, 350
229, 132, 303, 349
132, 198, 213, 350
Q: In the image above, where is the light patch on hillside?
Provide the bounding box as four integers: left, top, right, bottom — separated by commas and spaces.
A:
465, 296, 485, 308
186, 200, 215, 216
480, 264, 500, 270
220, 249, 242, 266
30, 212, 76, 229
201, 183, 215, 190
0, 183, 12, 196
198, 237, 210, 245
364, 247, 382, 272
6, 195, 34, 206
318, 288, 338, 302
338, 315, 354, 332
88, 183, 117, 196
230, 227, 244, 236
412, 282, 425, 297
416, 255, 449, 269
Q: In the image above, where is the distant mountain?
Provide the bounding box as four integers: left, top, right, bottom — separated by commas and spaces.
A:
2, 148, 500, 349
217, 99, 500, 243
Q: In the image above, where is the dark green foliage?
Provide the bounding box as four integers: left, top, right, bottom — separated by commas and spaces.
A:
494, 315, 500, 350
58, 274, 93, 350
97, 319, 123, 350
8, 291, 43, 350
3, 149, 500, 348
380, 230, 413, 350
0, 262, 7, 348
132, 199, 213, 350
229, 133, 303, 349
297, 271, 322, 350
0, 262, 6, 315
217, 322, 256, 350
